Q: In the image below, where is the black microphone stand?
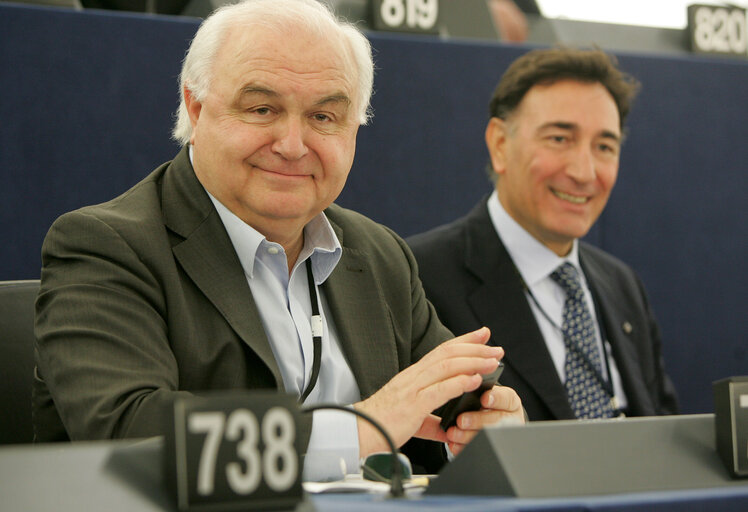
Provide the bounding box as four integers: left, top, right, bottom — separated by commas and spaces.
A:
301, 404, 405, 498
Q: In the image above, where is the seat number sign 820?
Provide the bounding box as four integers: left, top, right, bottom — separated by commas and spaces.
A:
688, 4, 748, 58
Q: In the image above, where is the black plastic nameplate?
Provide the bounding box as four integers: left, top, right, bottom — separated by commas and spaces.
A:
688, 4, 748, 59
371, 0, 440, 34
166, 391, 304, 511
714, 376, 748, 478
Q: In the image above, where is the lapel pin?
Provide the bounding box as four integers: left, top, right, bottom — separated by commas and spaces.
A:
622, 321, 633, 334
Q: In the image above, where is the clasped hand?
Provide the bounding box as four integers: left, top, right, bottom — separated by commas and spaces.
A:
354, 327, 524, 458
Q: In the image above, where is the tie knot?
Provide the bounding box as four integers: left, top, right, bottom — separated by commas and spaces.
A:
550, 262, 583, 297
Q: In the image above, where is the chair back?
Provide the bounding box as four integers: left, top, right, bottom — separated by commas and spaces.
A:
0, 280, 40, 444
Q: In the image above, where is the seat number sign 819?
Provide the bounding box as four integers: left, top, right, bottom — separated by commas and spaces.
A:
372, 0, 440, 33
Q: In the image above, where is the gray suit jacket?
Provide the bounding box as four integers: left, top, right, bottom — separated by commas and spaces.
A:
407, 197, 679, 421
33, 147, 452, 469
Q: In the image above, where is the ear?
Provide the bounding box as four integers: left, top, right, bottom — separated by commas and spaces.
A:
183, 86, 202, 145
485, 117, 508, 179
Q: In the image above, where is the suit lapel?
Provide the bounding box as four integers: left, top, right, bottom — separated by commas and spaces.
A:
464, 202, 574, 419
322, 224, 399, 399
580, 247, 653, 414
161, 148, 283, 387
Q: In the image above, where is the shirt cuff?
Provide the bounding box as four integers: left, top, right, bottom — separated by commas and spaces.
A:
302, 407, 360, 482
445, 442, 455, 461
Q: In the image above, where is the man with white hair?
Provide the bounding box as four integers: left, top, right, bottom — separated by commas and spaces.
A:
33, 0, 524, 480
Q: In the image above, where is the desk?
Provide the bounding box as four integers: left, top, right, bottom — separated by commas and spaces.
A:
1, 438, 746, 511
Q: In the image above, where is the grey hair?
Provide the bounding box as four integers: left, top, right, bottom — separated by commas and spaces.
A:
171, 0, 374, 146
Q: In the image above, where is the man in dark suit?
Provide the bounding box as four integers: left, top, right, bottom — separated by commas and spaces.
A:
33, 0, 524, 480
408, 48, 678, 421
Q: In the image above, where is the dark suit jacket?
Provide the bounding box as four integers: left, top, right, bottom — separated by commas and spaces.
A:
407, 198, 679, 421
33, 147, 452, 470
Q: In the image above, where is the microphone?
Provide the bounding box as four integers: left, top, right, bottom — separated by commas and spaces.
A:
301, 404, 405, 497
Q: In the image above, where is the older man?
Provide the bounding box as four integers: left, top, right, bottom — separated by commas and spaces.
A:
408, 48, 679, 422
33, 0, 523, 480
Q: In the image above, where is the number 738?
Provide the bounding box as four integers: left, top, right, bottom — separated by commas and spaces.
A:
188, 408, 298, 496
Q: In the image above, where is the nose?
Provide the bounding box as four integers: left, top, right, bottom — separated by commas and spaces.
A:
271, 117, 309, 161
566, 145, 596, 183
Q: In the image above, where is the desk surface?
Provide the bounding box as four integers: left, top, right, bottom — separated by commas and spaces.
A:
1, 438, 747, 512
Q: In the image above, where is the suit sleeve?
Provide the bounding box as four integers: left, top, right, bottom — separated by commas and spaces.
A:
35, 209, 193, 440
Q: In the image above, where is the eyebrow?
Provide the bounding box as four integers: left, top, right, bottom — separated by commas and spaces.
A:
239, 85, 278, 98
540, 121, 621, 143
238, 85, 351, 109
315, 94, 351, 109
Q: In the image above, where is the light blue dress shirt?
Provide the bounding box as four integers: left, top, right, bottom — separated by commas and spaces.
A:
205, 193, 362, 482
487, 191, 628, 410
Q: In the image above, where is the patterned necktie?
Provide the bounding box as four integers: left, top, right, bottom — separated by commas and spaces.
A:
550, 262, 615, 419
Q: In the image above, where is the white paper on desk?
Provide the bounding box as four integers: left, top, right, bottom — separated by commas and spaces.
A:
303, 477, 391, 494
303, 474, 431, 495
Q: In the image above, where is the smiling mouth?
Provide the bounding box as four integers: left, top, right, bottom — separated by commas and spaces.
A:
254, 164, 309, 179
552, 189, 588, 204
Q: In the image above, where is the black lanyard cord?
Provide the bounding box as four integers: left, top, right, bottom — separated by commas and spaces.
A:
300, 258, 322, 402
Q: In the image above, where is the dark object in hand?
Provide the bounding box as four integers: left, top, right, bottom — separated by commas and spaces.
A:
439, 362, 504, 431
